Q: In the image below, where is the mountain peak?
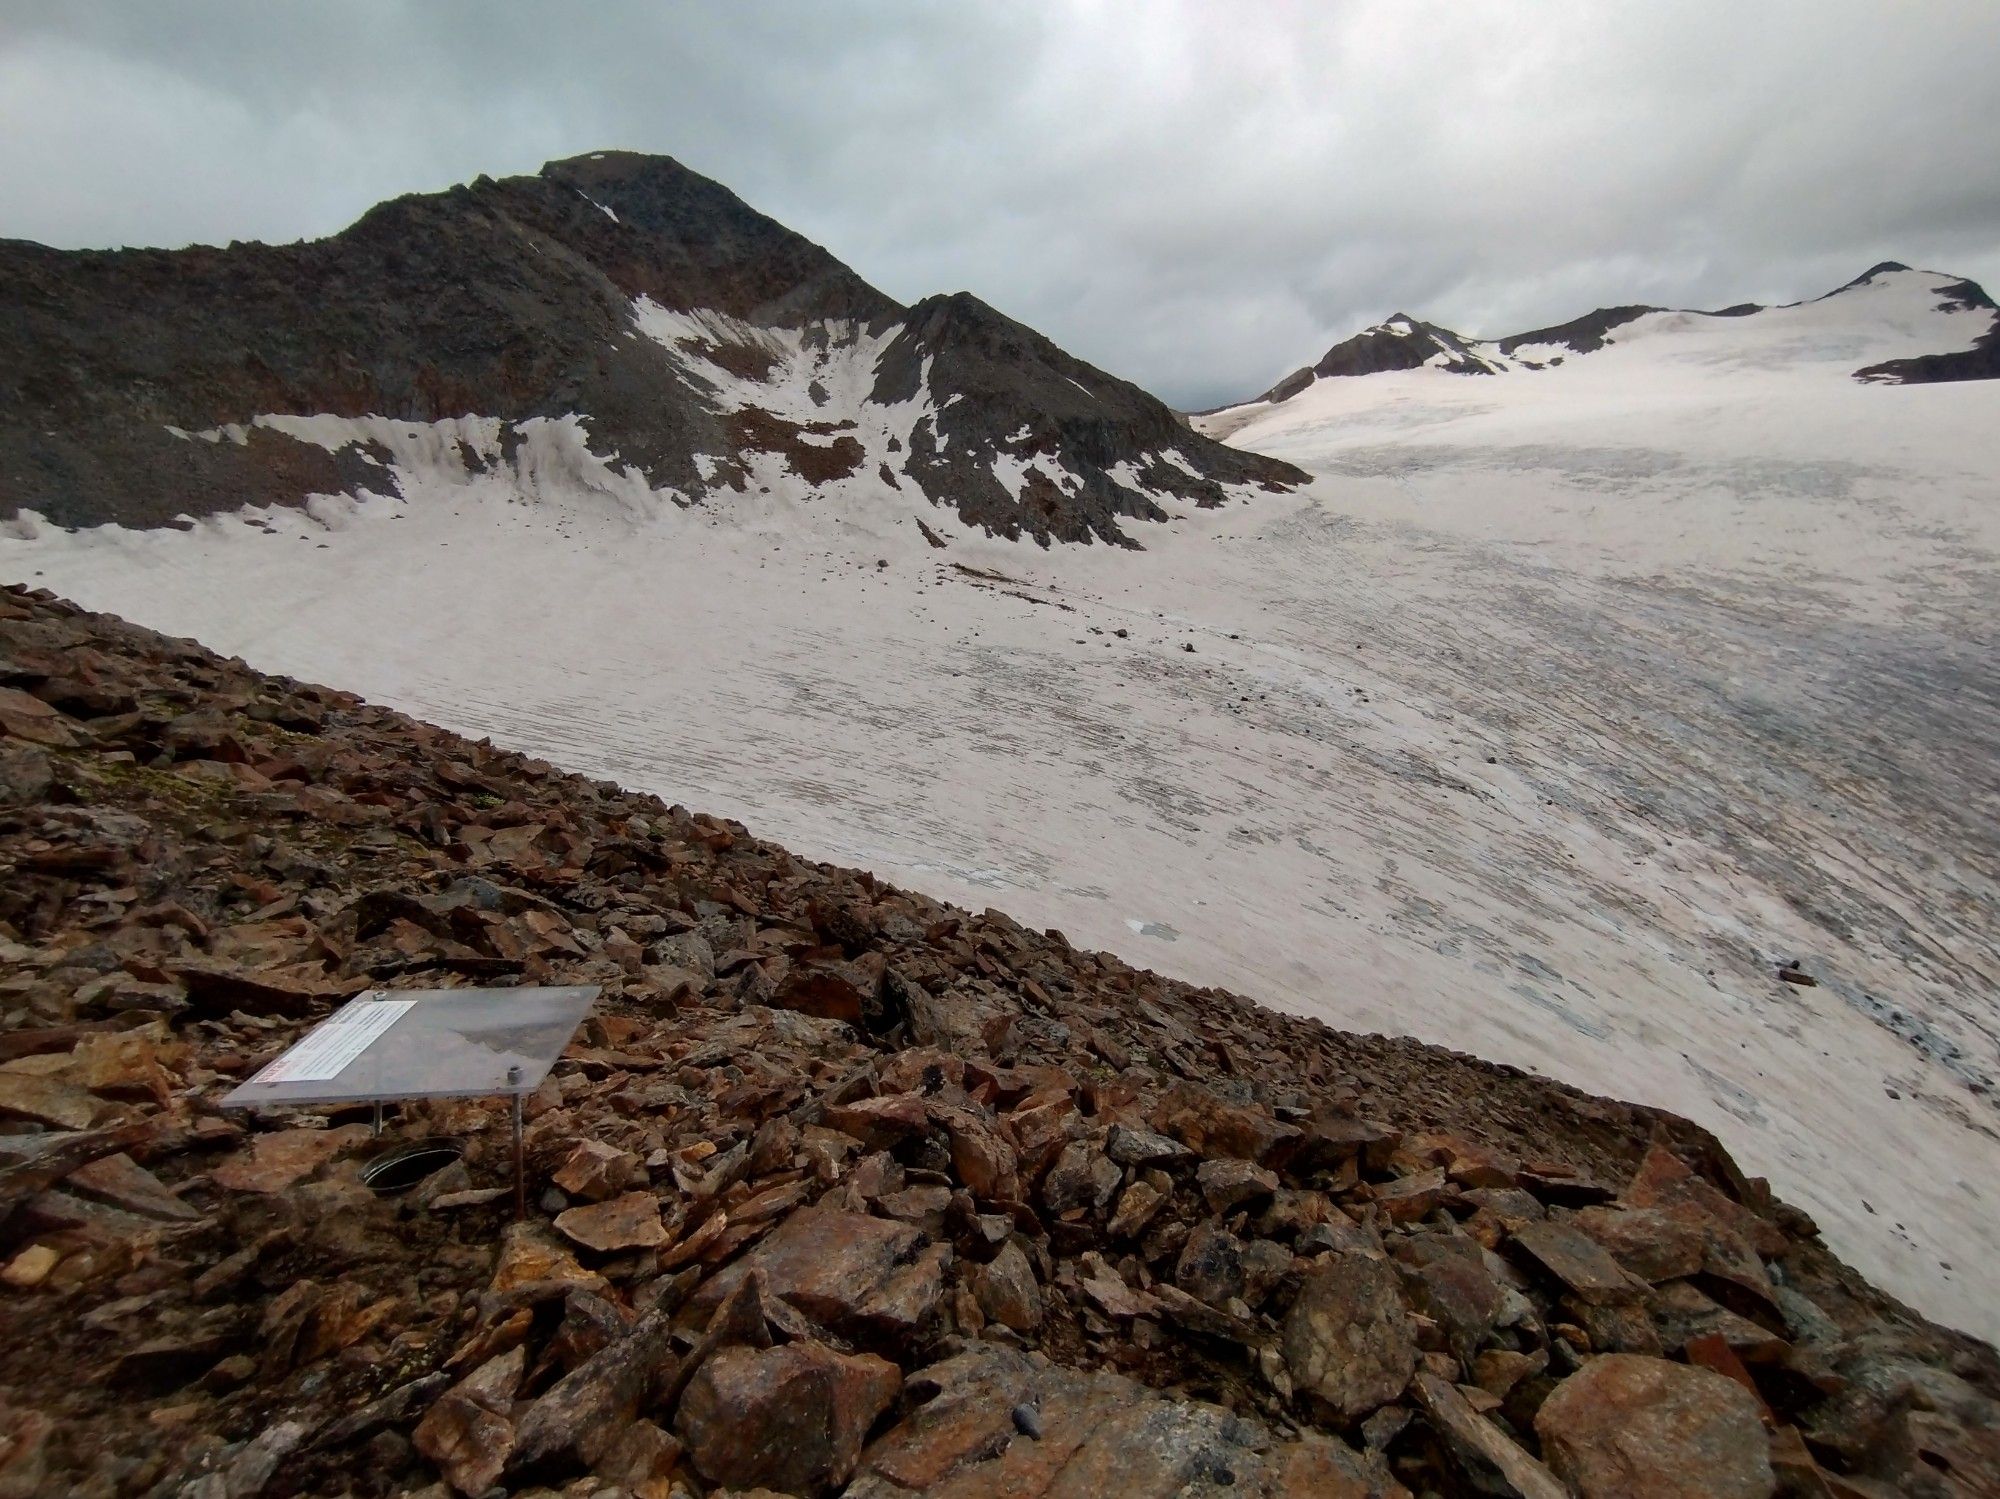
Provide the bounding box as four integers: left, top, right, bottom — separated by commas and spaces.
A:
540, 147, 690, 181
0, 151, 1301, 542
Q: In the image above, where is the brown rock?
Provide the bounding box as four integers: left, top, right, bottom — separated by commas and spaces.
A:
1079, 1255, 1162, 1321
0, 686, 79, 747
489, 1220, 607, 1294
850, 1343, 1397, 1498
69, 1025, 183, 1098
1041, 1138, 1120, 1215
1240, 1236, 1295, 1307
1001, 1092, 1078, 1182
212, 1124, 371, 1194
1472, 1347, 1548, 1401
509, 1298, 686, 1473
1175, 1220, 1247, 1307
555, 1190, 666, 1252
66, 1152, 201, 1221
938, 1106, 1020, 1202
771, 964, 874, 1024
878, 1183, 952, 1235
1373, 1166, 1452, 1223
687, 1206, 950, 1347
2, 1243, 61, 1288
1405, 1132, 1521, 1190
167, 958, 356, 1017
1650, 1280, 1789, 1362
1283, 1254, 1420, 1422
595, 1419, 682, 1495
1535, 1353, 1776, 1499
1107, 1179, 1168, 1239
1570, 1297, 1665, 1356
413, 1345, 524, 1496
824, 1092, 932, 1149
1571, 1205, 1708, 1283
1104, 1123, 1194, 1168
1510, 1220, 1649, 1305
1197, 1156, 1278, 1214
1293, 1112, 1403, 1174
1396, 1237, 1505, 1364
551, 1138, 642, 1201
1578, 1198, 1773, 1313
973, 1240, 1042, 1332
0, 1073, 102, 1131
1152, 1081, 1301, 1165
1622, 1144, 1786, 1258
676, 1339, 899, 1495
1462, 1186, 1546, 1236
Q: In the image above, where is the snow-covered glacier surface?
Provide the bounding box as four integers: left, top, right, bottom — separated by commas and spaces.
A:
6, 282, 1998, 1341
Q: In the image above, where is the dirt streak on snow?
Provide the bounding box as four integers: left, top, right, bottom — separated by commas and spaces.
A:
6, 312, 1998, 1340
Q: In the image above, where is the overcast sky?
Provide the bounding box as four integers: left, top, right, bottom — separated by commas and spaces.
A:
3, 1, 1997, 408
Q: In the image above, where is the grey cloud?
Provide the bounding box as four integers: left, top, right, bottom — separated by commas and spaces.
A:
2, 0, 1996, 409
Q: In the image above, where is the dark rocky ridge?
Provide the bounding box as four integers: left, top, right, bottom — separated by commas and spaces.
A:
2, 583, 1997, 1497
1225, 264, 2000, 413
0, 152, 1302, 545
1494, 305, 1659, 358
1250, 317, 1508, 405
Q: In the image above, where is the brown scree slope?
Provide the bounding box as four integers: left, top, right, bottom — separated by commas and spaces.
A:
0, 583, 1996, 1497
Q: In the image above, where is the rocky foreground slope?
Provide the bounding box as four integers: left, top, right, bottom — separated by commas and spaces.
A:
0, 152, 1299, 546
0, 584, 1996, 1498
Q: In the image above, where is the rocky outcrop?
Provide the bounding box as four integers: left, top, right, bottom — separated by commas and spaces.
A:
1247, 316, 1509, 405
0, 582, 1996, 1497
872, 293, 1294, 542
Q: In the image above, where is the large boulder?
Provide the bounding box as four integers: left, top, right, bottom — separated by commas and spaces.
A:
973, 1240, 1043, 1332
1282, 1254, 1420, 1422
847, 1344, 1398, 1498
684, 1206, 951, 1348
1534, 1353, 1775, 1499
1151, 1081, 1300, 1165
677, 1339, 901, 1495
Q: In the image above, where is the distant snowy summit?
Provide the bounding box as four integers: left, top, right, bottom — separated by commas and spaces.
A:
1203, 261, 2000, 431
0, 151, 1301, 544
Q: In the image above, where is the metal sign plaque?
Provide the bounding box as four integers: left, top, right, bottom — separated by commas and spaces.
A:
220, 986, 599, 1110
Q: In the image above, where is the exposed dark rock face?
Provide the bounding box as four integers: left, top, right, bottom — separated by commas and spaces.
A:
873, 294, 1294, 543
1856, 322, 2000, 385
1854, 270, 2000, 384
0, 152, 1301, 544
1251, 316, 1508, 404
1495, 305, 1660, 359
2, 582, 1997, 1497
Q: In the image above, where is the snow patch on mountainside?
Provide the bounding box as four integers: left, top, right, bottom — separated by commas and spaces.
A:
629, 299, 892, 423
1210, 266, 1998, 436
